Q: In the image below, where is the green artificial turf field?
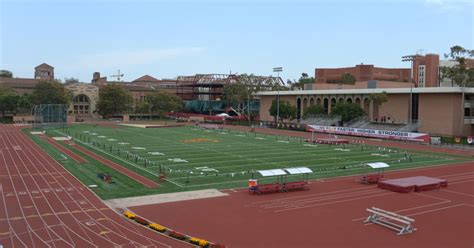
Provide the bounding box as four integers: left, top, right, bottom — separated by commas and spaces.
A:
27, 123, 471, 200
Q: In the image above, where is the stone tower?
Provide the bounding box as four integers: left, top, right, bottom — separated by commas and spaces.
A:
34, 63, 54, 80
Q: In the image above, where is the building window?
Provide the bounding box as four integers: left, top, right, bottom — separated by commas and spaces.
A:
418, 65, 425, 88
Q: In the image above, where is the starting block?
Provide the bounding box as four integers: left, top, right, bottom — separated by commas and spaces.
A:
364, 207, 416, 235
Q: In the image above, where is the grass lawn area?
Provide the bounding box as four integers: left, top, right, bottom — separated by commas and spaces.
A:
23, 123, 471, 200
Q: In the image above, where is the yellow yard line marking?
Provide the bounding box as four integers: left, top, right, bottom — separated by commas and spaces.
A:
0, 231, 10, 236
100, 231, 110, 235
23, 205, 33, 209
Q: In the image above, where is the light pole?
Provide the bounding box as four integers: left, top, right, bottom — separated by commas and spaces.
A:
247, 87, 251, 125
401, 55, 420, 124
273, 67, 283, 122
149, 101, 152, 121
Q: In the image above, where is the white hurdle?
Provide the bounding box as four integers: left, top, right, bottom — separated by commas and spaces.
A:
364, 207, 416, 235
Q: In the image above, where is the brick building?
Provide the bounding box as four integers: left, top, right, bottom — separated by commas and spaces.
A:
0, 63, 101, 120
256, 87, 474, 137
257, 53, 474, 137
316, 64, 410, 85
312, 54, 472, 90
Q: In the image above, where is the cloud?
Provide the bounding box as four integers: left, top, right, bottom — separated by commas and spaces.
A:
425, 0, 472, 4
424, 0, 473, 10
79, 47, 206, 68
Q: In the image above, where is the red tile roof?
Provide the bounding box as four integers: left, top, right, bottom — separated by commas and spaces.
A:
34, 63, 54, 69
0, 77, 39, 88
132, 75, 159, 82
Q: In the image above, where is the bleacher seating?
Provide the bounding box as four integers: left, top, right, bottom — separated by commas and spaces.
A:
256, 183, 282, 194
282, 181, 308, 191
301, 115, 341, 126
359, 174, 384, 184
345, 119, 422, 132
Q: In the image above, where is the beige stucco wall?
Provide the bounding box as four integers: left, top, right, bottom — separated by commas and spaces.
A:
377, 94, 409, 123
259, 95, 297, 122
418, 93, 471, 136
259, 92, 472, 137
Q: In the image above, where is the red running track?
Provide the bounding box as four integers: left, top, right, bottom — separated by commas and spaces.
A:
40, 135, 88, 164
131, 162, 474, 248
0, 125, 188, 247
70, 141, 160, 188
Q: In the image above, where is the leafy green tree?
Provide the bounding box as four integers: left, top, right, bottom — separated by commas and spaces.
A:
223, 74, 281, 120
269, 99, 297, 121
330, 102, 365, 123
289, 73, 315, 89
0, 87, 19, 117
97, 84, 133, 118
147, 91, 183, 117
17, 93, 33, 113
64, 77, 80, 85
223, 82, 249, 109
0, 70, 13, 78
440, 45, 474, 87
303, 104, 325, 118
341, 73, 356, 84
134, 101, 150, 115
369, 91, 388, 107
31, 80, 71, 105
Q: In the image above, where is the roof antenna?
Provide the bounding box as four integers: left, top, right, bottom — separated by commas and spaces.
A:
110, 69, 124, 82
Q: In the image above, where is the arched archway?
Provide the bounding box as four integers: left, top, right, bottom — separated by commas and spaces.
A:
73, 94, 90, 115
338, 97, 344, 103
323, 98, 329, 114
309, 98, 315, 106
355, 97, 361, 106
363, 98, 370, 115
346, 98, 353, 104
330, 98, 337, 114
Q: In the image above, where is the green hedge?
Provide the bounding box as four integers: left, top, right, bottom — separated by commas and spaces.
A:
441, 136, 470, 145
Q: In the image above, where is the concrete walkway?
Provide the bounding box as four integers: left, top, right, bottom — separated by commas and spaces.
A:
105, 189, 228, 208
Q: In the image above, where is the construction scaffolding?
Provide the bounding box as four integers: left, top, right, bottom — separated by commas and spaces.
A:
176, 74, 283, 115
176, 74, 283, 101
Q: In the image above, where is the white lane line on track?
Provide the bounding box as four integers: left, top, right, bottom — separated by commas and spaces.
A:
261, 189, 384, 209
449, 179, 474, 185
440, 189, 474, 198
39, 130, 174, 247
6, 130, 90, 247
247, 185, 379, 205
274, 192, 395, 213
351, 200, 451, 222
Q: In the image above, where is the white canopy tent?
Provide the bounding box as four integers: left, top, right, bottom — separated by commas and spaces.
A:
366, 162, 390, 169
284, 167, 313, 182
284, 167, 313, 175
257, 169, 287, 177
358, 162, 389, 184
